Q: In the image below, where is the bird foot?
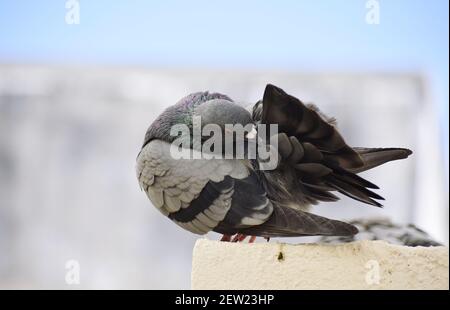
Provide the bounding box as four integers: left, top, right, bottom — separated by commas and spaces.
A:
220, 234, 232, 242
232, 234, 247, 242
220, 234, 257, 243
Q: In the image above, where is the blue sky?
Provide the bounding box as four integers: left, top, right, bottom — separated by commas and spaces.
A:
0, 0, 448, 164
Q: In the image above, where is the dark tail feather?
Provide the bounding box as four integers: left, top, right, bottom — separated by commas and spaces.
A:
324, 174, 384, 208
348, 147, 412, 174
240, 205, 358, 238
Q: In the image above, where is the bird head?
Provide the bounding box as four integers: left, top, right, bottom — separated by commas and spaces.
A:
142, 91, 256, 156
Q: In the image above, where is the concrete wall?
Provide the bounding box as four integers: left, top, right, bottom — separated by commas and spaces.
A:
192, 239, 449, 289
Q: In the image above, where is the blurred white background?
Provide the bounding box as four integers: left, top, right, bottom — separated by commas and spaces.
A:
0, 1, 448, 289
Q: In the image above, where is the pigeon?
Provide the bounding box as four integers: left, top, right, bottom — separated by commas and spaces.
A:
136, 84, 412, 241
319, 218, 442, 247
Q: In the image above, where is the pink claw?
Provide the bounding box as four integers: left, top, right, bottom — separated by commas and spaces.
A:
232, 234, 247, 242
220, 234, 232, 242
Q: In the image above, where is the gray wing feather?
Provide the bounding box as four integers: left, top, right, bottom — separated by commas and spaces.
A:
239, 205, 358, 237
136, 139, 249, 234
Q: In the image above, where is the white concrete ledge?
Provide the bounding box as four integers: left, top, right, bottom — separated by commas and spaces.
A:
191, 239, 449, 290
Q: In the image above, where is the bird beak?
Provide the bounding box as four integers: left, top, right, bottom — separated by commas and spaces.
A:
245, 126, 258, 140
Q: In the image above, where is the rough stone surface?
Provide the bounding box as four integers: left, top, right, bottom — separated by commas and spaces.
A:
191, 239, 449, 290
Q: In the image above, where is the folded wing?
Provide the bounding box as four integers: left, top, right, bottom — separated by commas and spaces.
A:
254, 84, 412, 208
